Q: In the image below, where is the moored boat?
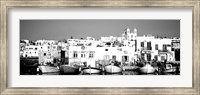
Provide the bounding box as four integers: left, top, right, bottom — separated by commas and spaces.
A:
82, 67, 102, 74
59, 65, 79, 75
139, 64, 156, 74
38, 65, 60, 75
123, 66, 139, 71
20, 57, 39, 75
164, 64, 176, 74
105, 65, 122, 74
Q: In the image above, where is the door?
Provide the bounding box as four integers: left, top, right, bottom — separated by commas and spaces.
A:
122, 56, 129, 63
175, 49, 180, 61
103, 55, 110, 61
112, 55, 116, 61
147, 54, 151, 61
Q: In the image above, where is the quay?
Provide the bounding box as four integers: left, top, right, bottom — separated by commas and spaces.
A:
20, 57, 180, 75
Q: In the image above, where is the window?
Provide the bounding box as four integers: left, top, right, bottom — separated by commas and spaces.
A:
163, 44, 167, 51
73, 51, 78, 58
155, 44, 158, 50
147, 42, 151, 50
89, 53, 94, 58
141, 42, 144, 47
81, 53, 85, 58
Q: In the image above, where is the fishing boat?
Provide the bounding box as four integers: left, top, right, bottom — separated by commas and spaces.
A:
20, 57, 39, 75
38, 65, 60, 75
59, 65, 79, 75
139, 64, 156, 74
82, 67, 102, 74
105, 65, 122, 74
123, 66, 139, 71
164, 64, 176, 73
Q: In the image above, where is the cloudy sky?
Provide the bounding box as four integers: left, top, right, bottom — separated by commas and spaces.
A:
20, 20, 180, 40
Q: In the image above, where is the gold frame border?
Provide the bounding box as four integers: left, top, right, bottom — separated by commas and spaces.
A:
0, 0, 199, 95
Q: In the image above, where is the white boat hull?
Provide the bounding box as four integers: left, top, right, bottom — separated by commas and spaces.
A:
82, 68, 101, 74
105, 65, 122, 73
139, 64, 156, 74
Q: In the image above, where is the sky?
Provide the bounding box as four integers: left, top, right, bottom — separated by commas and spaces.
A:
20, 20, 180, 40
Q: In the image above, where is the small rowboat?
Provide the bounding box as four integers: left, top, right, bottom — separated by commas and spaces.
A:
59, 65, 79, 75
123, 66, 139, 71
82, 67, 102, 74
139, 64, 156, 74
164, 64, 176, 73
105, 65, 122, 74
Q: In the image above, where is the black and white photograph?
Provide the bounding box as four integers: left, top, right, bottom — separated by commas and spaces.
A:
20, 20, 180, 75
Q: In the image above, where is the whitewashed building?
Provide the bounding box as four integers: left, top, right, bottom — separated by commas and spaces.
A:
20, 27, 180, 67
21, 45, 47, 57
136, 35, 180, 62
21, 40, 59, 58
68, 45, 137, 67
68, 46, 96, 67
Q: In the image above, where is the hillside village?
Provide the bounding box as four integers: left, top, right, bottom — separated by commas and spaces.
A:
20, 28, 180, 75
